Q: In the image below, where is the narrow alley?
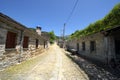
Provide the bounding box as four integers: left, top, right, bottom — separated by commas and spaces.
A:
0, 44, 88, 80
0, 1, 120, 80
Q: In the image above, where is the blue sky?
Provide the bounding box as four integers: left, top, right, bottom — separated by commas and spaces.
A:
0, 0, 120, 36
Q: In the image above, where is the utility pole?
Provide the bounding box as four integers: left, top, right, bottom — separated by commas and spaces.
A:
63, 23, 66, 48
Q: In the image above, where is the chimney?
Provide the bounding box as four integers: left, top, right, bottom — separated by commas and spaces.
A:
36, 26, 41, 35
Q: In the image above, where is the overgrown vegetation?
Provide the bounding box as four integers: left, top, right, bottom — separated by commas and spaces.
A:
48, 31, 56, 44
28, 28, 36, 32
70, 3, 120, 39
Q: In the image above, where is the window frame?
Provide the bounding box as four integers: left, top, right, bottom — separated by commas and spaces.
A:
82, 42, 85, 51
90, 41, 96, 52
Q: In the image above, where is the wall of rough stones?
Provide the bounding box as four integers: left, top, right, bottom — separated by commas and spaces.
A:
0, 20, 45, 70
0, 27, 7, 56
66, 33, 115, 64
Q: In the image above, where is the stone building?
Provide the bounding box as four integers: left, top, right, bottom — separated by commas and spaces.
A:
67, 25, 120, 65
29, 27, 50, 49
41, 31, 50, 48
0, 13, 48, 70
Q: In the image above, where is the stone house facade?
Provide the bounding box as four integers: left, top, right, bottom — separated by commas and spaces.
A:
0, 13, 47, 70
67, 25, 120, 65
41, 31, 50, 48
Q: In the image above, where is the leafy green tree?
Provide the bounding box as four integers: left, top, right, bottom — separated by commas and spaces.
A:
49, 31, 56, 44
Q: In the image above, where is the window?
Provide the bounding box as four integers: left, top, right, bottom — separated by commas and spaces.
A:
23, 36, 29, 48
82, 42, 85, 51
5, 31, 17, 48
90, 41, 96, 52
77, 43, 79, 52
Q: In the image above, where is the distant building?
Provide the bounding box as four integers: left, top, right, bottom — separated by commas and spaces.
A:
41, 31, 50, 48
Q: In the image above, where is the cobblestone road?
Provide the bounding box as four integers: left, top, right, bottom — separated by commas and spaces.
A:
0, 44, 88, 80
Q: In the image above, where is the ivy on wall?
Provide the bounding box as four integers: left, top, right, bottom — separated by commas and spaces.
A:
69, 3, 120, 39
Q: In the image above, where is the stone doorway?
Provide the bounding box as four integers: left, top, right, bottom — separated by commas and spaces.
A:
115, 39, 120, 61
76, 43, 79, 53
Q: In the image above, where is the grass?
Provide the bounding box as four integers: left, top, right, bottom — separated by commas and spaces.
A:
0, 50, 48, 75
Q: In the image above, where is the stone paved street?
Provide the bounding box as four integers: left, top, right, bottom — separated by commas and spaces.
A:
0, 44, 88, 80
66, 53, 120, 80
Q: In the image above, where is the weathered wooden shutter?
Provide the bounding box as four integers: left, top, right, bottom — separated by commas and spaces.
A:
6, 31, 17, 48
23, 36, 29, 48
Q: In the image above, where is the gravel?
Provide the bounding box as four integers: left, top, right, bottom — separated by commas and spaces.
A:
0, 44, 89, 80
66, 52, 120, 80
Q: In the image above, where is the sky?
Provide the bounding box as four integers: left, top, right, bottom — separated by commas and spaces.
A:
0, 0, 120, 36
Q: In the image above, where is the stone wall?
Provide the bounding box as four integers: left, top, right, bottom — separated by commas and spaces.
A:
0, 18, 45, 70
67, 33, 113, 64
0, 27, 7, 56
67, 39, 77, 49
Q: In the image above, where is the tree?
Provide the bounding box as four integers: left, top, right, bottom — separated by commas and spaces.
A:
49, 31, 56, 44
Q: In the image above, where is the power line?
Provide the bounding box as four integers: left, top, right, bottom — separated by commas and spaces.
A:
62, 0, 79, 48
65, 0, 79, 24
